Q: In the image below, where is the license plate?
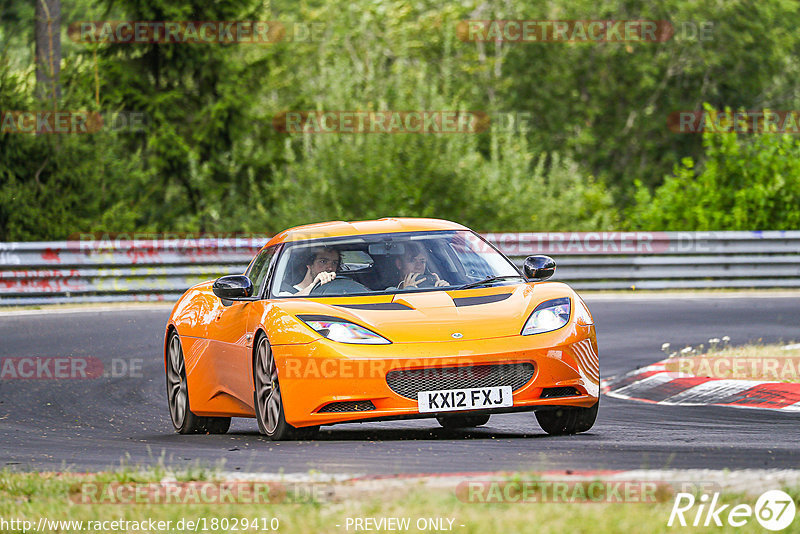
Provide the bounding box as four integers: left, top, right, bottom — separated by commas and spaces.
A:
417, 386, 513, 413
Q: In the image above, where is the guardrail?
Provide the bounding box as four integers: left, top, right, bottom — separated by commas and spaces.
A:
1, 231, 799, 305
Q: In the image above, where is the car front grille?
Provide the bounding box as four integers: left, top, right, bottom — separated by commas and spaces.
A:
386, 363, 535, 400
317, 400, 376, 413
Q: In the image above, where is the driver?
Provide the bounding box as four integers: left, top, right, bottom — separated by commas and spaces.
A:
290, 247, 341, 295
393, 242, 449, 289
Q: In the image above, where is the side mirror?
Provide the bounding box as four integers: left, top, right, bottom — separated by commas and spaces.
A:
212, 275, 254, 300
523, 255, 556, 281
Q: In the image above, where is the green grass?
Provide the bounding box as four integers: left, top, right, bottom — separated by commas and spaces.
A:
1, 469, 799, 533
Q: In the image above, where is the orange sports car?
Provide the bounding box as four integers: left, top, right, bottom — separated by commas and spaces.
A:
164, 218, 599, 439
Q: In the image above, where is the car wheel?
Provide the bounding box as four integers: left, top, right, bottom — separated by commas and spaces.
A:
436, 414, 491, 428
166, 332, 231, 434
253, 334, 318, 440
535, 402, 598, 435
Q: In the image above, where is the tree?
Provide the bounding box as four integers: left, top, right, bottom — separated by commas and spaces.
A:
34, 0, 61, 101
628, 107, 800, 230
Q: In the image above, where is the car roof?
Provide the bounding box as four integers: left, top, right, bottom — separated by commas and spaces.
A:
264, 218, 469, 247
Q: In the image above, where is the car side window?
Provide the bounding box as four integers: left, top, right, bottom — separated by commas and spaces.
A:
448, 241, 490, 279
248, 246, 278, 298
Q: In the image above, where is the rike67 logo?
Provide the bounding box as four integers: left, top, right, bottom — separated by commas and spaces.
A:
668, 490, 796, 531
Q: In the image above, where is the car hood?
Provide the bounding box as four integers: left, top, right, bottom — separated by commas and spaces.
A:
280, 282, 574, 343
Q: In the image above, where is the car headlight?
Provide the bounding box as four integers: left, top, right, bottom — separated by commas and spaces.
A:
297, 315, 391, 344
521, 297, 571, 335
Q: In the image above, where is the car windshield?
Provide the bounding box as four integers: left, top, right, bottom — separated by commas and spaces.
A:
269, 230, 523, 298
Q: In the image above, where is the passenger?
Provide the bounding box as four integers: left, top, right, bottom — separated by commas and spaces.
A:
393, 242, 449, 289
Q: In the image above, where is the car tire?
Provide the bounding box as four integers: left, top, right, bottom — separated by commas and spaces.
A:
166, 331, 231, 434
535, 402, 598, 435
253, 334, 318, 441
436, 414, 491, 428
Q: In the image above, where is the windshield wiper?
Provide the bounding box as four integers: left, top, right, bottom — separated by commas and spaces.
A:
458, 275, 525, 290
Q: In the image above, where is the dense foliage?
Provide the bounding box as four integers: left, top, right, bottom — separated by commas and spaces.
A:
2, 0, 800, 240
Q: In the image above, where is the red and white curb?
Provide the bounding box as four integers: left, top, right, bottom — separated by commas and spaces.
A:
602, 359, 800, 412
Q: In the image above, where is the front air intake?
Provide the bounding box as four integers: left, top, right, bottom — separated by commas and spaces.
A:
317, 400, 376, 413
540, 387, 581, 398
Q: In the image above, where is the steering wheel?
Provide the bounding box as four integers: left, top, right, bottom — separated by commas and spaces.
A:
310, 276, 370, 295
400, 271, 439, 289
415, 273, 439, 288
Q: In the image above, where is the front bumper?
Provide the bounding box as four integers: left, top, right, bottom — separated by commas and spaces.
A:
275, 325, 599, 428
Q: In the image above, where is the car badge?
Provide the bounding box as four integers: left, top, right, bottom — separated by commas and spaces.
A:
451, 332, 463, 339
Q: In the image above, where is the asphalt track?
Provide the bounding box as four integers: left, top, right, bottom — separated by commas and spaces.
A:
0, 296, 798, 474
